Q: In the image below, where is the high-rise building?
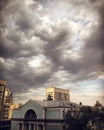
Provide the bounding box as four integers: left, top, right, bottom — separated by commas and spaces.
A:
0, 80, 13, 120
46, 86, 70, 101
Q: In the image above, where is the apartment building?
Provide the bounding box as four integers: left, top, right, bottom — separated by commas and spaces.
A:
46, 86, 70, 101
0, 80, 13, 120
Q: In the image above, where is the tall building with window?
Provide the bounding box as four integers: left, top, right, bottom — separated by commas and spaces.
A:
46, 86, 70, 101
0, 80, 13, 120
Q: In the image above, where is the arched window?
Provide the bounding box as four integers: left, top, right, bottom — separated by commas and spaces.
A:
24, 109, 37, 120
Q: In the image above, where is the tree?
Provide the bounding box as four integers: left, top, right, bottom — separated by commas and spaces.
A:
65, 110, 83, 130
47, 94, 53, 100
95, 100, 102, 107
65, 106, 104, 130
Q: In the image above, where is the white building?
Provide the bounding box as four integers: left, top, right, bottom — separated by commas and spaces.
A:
11, 100, 81, 130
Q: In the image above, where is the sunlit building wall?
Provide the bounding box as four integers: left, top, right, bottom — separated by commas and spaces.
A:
0, 80, 13, 120
9, 103, 22, 119
46, 86, 70, 101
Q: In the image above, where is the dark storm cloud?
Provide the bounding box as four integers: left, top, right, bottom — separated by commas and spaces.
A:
0, 57, 52, 94
0, 0, 104, 102
38, 22, 71, 65
67, 0, 104, 81
0, 32, 36, 58
0, 0, 11, 57
0, 34, 18, 58
0, 0, 7, 10
0, 0, 9, 16
0, 1, 18, 58
41, 0, 104, 84
80, 0, 104, 71
0, 1, 42, 58
0, 59, 6, 78
0, 0, 52, 94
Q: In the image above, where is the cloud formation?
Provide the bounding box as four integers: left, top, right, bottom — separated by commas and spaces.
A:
0, 0, 104, 105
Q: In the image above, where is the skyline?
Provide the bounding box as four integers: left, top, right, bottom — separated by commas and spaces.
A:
0, 0, 104, 106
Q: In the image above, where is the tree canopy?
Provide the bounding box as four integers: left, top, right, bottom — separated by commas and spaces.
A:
65, 106, 104, 130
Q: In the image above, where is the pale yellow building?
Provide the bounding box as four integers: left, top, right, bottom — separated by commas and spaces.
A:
46, 86, 70, 101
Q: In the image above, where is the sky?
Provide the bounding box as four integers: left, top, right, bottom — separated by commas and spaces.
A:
0, 0, 104, 106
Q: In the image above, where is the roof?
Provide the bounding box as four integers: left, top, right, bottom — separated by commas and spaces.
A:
15, 99, 81, 111
30, 100, 80, 108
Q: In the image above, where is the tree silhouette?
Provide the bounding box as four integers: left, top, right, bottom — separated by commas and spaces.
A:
47, 94, 53, 100
65, 106, 104, 130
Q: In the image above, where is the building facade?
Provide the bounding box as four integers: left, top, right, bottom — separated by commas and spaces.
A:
0, 80, 13, 120
11, 100, 81, 130
46, 86, 70, 101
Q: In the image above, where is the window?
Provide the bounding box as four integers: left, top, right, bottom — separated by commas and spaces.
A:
24, 109, 37, 120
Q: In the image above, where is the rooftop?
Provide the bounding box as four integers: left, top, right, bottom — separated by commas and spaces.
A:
24, 99, 80, 108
